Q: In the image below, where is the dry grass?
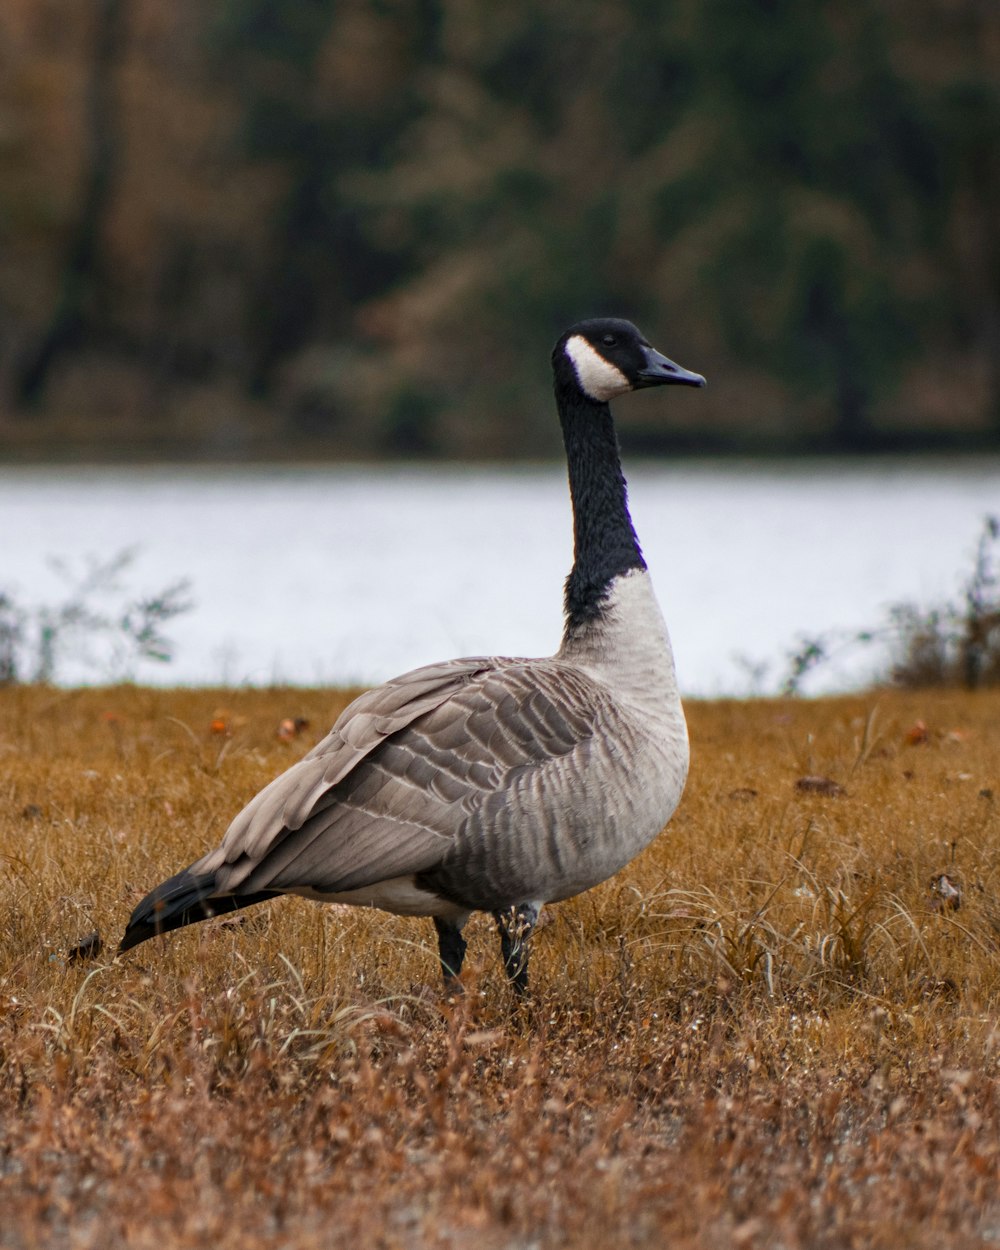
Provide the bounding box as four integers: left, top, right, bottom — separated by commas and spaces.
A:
2, 684, 1000, 1249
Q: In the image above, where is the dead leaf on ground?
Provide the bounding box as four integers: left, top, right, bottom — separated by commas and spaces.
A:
208, 708, 248, 736
795, 775, 846, 797
67, 930, 103, 962
929, 873, 961, 912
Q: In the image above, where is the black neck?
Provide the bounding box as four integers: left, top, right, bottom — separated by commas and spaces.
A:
557, 379, 645, 632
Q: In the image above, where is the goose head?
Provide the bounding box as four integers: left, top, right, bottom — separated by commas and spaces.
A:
554, 318, 706, 403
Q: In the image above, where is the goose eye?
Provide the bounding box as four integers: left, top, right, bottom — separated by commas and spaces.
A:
601, 334, 617, 347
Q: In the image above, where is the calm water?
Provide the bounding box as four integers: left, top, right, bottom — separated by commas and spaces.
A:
1, 459, 998, 694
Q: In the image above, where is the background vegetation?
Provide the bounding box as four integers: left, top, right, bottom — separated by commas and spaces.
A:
2, 684, 1000, 1246
1, 0, 998, 459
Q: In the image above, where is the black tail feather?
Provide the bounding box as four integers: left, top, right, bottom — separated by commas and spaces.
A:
119, 867, 279, 953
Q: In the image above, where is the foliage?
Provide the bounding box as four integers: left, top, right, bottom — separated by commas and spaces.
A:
2, 686, 1000, 1246
0, 548, 192, 685
781, 514, 1000, 694
0, 0, 998, 458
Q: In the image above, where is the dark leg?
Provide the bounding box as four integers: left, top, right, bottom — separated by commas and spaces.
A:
493, 902, 540, 997
434, 917, 468, 991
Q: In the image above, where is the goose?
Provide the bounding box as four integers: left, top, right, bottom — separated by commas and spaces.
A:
119, 319, 705, 994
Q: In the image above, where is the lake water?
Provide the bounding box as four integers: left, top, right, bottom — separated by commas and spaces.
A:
1, 459, 998, 694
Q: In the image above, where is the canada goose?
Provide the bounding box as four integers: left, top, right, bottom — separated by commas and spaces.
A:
119, 319, 705, 994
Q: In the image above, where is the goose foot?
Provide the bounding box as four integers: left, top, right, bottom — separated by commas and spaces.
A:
493, 902, 540, 997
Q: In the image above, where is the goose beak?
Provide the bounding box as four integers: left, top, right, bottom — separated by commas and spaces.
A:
635, 347, 706, 389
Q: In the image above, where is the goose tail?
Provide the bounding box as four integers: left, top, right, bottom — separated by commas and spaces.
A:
119, 868, 278, 953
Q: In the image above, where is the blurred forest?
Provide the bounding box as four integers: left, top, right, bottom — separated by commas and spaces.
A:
0, 0, 998, 460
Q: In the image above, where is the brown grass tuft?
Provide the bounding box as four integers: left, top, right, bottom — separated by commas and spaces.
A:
2, 685, 1000, 1247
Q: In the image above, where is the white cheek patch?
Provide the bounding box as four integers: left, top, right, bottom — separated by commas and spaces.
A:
564, 335, 631, 401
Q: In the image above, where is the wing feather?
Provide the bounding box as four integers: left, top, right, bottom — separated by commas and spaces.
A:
223, 657, 493, 859
191, 654, 612, 906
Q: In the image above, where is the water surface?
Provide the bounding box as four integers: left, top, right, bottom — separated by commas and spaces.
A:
2, 459, 997, 694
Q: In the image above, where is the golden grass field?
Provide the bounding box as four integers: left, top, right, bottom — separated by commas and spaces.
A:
2, 683, 999, 1248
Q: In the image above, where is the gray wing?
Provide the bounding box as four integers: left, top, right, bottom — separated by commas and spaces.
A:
194, 655, 603, 899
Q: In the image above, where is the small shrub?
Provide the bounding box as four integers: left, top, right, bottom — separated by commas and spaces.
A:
781, 514, 1000, 693
0, 547, 193, 684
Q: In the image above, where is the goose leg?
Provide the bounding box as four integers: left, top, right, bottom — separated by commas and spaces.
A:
493, 902, 540, 997
433, 917, 468, 992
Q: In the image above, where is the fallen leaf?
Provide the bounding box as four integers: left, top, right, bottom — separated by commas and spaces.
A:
929, 873, 961, 912
795, 775, 846, 797
67, 931, 103, 963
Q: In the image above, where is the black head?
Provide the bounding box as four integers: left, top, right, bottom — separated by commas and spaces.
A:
553, 318, 705, 402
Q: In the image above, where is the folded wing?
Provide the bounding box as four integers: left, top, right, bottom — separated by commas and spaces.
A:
189, 655, 604, 899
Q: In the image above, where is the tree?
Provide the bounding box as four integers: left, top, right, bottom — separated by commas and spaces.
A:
14, 0, 129, 408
